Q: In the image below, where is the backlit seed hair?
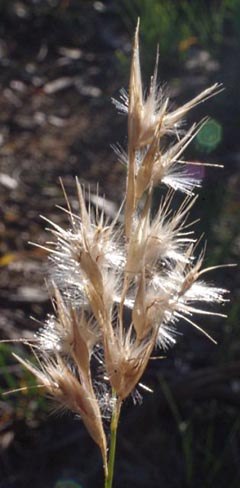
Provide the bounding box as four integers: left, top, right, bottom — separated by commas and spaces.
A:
14, 21, 230, 474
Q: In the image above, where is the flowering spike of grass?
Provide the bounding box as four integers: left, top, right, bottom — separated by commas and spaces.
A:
12, 22, 231, 488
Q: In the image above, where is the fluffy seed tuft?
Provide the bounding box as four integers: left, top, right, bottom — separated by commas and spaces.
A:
13, 23, 230, 476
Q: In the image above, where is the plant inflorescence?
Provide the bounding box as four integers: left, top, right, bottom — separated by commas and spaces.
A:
13, 22, 229, 488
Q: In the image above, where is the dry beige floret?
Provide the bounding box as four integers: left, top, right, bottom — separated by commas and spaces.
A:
11, 22, 231, 484
103, 322, 157, 400
120, 20, 222, 236
13, 349, 107, 473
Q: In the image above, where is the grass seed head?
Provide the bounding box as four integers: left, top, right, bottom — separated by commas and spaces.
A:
12, 21, 229, 473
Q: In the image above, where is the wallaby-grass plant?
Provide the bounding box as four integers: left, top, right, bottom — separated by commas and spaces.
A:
12, 22, 231, 488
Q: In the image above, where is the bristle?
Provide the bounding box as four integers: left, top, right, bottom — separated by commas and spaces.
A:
12, 22, 230, 480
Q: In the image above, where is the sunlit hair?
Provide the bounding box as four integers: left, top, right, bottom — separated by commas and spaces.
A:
12, 21, 231, 477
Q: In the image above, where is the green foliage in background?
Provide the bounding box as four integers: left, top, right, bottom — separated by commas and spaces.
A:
159, 377, 240, 487
119, 0, 240, 71
0, 343, 48, 426
55, 481, 83, 488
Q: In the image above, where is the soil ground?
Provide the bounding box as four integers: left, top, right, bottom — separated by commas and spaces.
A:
0, 2, 239, 487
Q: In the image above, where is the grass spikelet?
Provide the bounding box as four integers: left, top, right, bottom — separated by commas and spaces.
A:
11, 21, 231, 488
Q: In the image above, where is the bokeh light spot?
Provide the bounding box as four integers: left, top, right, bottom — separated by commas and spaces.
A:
196, 119, 222, 152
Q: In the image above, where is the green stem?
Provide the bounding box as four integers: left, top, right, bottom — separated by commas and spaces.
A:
104, 393, 122, 488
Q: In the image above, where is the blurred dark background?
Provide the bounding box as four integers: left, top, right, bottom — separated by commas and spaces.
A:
0, 1, 239, 487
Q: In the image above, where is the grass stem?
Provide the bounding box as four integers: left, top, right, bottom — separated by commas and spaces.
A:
104, 393, 122, 488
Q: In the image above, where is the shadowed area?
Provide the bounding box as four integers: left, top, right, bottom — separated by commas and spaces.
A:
0, 1, 239, 487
